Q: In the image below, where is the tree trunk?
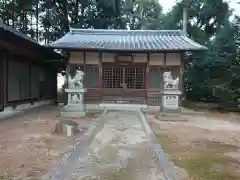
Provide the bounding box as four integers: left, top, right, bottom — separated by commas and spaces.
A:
62, 1, 69, 33
36, 0, 39, 41
73, 0, 79, 24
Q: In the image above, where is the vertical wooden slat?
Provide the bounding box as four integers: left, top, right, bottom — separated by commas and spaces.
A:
99, 52, 102, 102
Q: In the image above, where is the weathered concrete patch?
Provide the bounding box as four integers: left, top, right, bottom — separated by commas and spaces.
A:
62, 111, 165, 180
139, 111, 179, 180
41, 110, 107, 180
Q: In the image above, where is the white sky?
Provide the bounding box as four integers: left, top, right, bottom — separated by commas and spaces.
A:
159, 0, 240, 16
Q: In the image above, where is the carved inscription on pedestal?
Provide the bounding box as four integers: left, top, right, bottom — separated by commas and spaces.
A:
163, 95, 179, 109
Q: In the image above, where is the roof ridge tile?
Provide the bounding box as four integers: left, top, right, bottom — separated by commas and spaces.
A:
69, 28, 183, 36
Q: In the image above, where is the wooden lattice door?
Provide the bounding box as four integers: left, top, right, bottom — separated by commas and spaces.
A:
102, 63, 146, 104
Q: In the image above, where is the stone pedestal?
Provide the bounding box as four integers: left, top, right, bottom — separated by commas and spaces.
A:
160, 89, 186, 121
161, 89, 182, 113
61, 88, 87, 118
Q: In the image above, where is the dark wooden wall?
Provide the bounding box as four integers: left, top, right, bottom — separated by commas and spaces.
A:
1, 52, 57, 108
0, 56, 4, 111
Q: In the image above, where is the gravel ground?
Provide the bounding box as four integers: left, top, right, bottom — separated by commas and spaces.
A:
63, 111, 165, 180
147, 111, 240, 179
0, 106, 99, 180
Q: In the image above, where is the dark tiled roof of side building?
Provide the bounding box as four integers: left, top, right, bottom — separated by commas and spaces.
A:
0, 21, 62, 59
0, 21, 39, 44
50, 28, 207, 52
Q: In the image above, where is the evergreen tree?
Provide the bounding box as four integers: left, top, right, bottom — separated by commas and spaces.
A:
0, 0, 239, 110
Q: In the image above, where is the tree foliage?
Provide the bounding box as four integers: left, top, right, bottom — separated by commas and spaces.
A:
0, 0, 239, 110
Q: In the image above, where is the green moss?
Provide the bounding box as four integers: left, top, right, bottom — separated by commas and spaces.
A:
157, 135, 176, 153
157, 135, 240, 180
175, 151, 236, 180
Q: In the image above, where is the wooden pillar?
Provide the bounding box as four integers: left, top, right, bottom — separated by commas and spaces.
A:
83, 52, 86, 86
180, 52, 185, 105
5, 55, 8, 107
0, 54, 5, 111
83, 52, 86, 74
65, 53, 70, 89
29, 61, 32, 101
54, 67, 58, 103
163, 52, 167, 70
163, 52, 167, 89
146, 53, 150, 104
64, 53, 70, 105
99, 52, 102, 102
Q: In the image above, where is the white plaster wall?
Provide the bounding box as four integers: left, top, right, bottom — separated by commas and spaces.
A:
149, 53, 181, 66
133, 53, 147, 63
166, 53, 181, 65
69, 52, 181, 66
70, 52, 84, 64
85, 52, 100, 64
102, 53, 115, 62
149, 53, 164, 65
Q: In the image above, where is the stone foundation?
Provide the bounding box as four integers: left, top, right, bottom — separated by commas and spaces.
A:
61, 88, 87, 118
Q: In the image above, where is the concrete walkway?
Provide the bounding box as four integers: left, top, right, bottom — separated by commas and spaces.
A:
59, 110, 165, 180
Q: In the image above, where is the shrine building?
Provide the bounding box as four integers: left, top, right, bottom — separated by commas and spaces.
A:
50, 28, 206, 108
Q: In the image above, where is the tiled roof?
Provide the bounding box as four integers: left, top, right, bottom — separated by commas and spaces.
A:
0, 21, 39, 44
50, 28, 207, 51
0, 21, 62, 59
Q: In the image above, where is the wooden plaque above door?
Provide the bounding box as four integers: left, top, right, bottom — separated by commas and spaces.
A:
115, 54, 133, 63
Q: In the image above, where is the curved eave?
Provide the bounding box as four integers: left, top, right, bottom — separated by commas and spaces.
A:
49, 29, 208, 52
48, 44, 207, 53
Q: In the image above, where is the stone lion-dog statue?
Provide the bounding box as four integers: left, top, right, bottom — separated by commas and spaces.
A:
163, 71, 179, 89
68, 67, 84, 89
